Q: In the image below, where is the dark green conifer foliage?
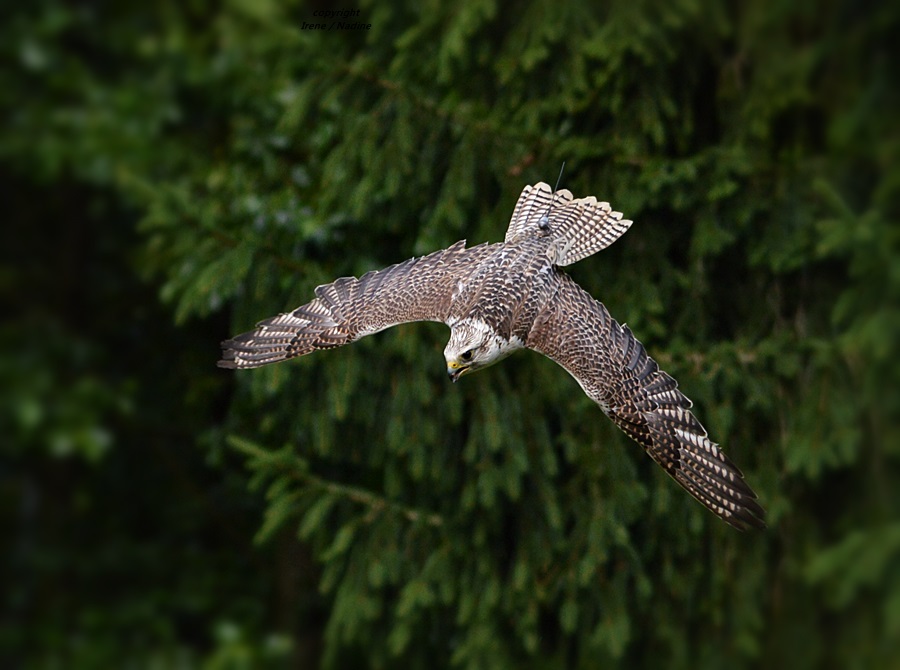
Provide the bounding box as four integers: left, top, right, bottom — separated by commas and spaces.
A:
3, 0, 897, 667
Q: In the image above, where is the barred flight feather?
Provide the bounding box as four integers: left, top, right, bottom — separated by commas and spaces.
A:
220, 181, 766, 530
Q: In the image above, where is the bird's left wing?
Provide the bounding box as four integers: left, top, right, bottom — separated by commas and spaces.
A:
527, 273, 766, 530
219, 240, 491, 369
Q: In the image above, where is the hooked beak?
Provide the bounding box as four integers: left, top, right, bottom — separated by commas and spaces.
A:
447, 361, 469, 383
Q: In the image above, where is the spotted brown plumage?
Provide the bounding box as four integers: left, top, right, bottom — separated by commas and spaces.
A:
220, 182, 766, 530
526, 273, 766, 530
219, 240, 493, 368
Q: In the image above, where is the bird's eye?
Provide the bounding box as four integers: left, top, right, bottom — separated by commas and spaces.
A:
460, 349, 474, 362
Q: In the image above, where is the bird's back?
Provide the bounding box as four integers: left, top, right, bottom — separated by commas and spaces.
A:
449, 238, 559, 343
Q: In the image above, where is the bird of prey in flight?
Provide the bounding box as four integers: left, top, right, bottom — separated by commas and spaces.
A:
220, 182, 765, 530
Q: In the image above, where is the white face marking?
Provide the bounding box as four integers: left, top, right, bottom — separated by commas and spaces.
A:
443, 319, 524, 378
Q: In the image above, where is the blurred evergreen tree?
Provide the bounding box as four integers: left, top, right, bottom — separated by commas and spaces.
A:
2, 0, 897, 668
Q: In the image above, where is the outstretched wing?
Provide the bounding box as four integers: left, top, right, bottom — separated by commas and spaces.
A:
527, 273, 766, 530
219, 240, 491, 369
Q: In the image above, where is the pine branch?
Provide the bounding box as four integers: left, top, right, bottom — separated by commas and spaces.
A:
297, 470, 445, 528
228, 435, 444, 528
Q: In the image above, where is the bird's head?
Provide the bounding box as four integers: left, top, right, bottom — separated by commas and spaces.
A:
444, 319, 503, 382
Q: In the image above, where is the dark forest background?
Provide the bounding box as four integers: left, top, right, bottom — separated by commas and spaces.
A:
2, 1, 898, 668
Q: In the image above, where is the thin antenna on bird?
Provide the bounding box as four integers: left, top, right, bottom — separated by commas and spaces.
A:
553, 161, 566, 193
538, 161, 566, 232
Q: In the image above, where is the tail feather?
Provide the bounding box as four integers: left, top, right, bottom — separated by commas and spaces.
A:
504, 182, 632, 266
549, 196, 632, 266
505, 182, 567, 243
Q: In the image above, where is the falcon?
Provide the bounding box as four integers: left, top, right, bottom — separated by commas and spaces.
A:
219, 182, 766, 530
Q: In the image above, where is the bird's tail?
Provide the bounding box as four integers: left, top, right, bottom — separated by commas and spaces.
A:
504, 182, 632, 266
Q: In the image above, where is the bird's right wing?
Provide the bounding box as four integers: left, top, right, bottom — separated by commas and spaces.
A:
527, 273, 766, 530
219, 240, 492, 369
